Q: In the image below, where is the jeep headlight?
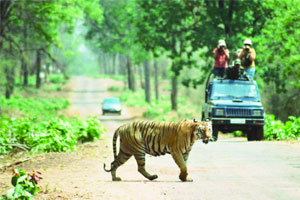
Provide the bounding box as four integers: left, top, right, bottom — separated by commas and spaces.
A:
253, 110, 262, 116
215, 108, 224, 116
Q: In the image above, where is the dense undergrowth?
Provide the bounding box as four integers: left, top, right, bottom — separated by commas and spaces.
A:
264, 115, 300, 141
0, 74, 106, 155
118, 88, 300, 141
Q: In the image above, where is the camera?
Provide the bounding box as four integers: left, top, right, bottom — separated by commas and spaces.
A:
245, 46, 249, 51
218, 45, 225, 52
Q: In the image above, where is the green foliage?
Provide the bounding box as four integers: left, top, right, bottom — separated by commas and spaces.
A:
48, 74, 67, 84
136, 0, 270, 78
0, 94, 106, 154
29, 119, 77, 153
15, 76, 36, 87
232, 130, 244, 137
0, 169, 42, 200
43, 84, 62, 92
264, 114, 300, 140
107, 86, 120, 92
0, 116, 106, 154
142, 97, 172, 121
85, 0, 149, 64
0, 95, 69, 120
73, 117, 106, 143
256, 0, 300, 92
119, 90, 148, 107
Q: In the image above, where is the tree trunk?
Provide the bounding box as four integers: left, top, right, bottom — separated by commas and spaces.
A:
154, 60, 159, 101
171, 75, 178, 110
36, 50, 41, 89
119, 54, 126, 75
4, 67, 14, 99
103, 53, 108, 75
22, 22, 28, 86
98, 51, 104, 74
112, 53, 117, 75
0, 0, 14, 39
126, 56, 136, 91
138, 64, 144, 89
144, 60, 151, 103
170, 34, 178, 111
21, 57, 28, 86
45, 62, 50, 83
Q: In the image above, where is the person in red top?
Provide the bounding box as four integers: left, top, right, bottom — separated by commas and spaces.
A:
213, 40, 230, 77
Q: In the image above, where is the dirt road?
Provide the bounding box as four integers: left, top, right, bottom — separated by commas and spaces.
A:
1, 76, 300, 200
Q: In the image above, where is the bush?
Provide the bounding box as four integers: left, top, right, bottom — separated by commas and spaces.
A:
74, 117, 106, 143
48, 74, 66, 84
29, 119, 77, 153
107, 86, 120, 92
264, 114, 300, 140
0, 94, 106, 154
0, 116, 106, 154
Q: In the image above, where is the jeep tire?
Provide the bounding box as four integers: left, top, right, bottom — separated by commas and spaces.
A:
254, 126, 264, 141
247, 130, 255, 141
212, 125, 219, 141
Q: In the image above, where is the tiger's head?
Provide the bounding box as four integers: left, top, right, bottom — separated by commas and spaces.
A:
193, 119, 212, 144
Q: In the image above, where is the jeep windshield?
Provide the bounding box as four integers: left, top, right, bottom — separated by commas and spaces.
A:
211, 81, 260, 101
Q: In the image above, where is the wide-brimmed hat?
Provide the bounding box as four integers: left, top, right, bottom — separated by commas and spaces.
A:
244, 38, 252, 45
218, 40, 226, 47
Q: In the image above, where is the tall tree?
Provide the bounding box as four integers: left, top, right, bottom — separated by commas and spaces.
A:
127, 56, 136, 91
154, 60, 159, 101
144, 60, 151, 103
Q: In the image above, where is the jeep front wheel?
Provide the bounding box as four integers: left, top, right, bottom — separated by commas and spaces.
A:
247, 130, 255, 141
212, 125, 219, 141
255, 126, 264, 141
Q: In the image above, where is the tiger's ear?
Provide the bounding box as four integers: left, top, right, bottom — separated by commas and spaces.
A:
193, 119, 198, 123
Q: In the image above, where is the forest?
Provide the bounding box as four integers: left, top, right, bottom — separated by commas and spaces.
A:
1, 1, 300, 149
0, 0, 299, 198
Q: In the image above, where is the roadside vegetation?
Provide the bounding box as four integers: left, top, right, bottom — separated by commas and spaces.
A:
0, 169, 42, 200
0, 74, 106, 155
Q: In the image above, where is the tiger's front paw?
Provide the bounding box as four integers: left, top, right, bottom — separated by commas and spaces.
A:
149, 174, 158, 181
112, 177, 122, 181
179, 172, 193, 182
179, 175, 193, 182
184, 177, 193, 182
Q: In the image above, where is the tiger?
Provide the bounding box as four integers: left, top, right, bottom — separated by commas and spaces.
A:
103, 119, 212, 182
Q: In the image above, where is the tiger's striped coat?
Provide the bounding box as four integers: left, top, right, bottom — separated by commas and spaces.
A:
104, 119, 211, 182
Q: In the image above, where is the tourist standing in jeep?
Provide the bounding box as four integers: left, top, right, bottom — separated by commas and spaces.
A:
238, 39, 256, 80
213, 39, 230, 78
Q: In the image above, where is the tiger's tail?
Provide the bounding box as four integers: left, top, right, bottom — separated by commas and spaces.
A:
103, 128, 120, 172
